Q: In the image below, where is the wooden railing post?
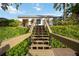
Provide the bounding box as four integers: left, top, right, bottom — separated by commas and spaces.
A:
49, 34, 52, 46
0, 40, 1, 46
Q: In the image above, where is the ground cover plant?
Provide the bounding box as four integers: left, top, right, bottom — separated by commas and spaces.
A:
0, 27, 29, 41
51, 25, 79, 40
6, 39, 30, 56
51, 38, 66, 48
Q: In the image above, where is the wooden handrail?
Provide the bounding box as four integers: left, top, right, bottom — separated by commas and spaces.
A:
29, 19, 36, 33
0, 19, 36, 55
44, 19, 79, 52
44, 19, 53, 46
52, 33, 79, 52
44, 19, 52, 34
0, 33, 31, 55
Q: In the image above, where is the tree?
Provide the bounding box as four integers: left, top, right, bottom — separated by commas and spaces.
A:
8, 19, 20, 27
0, 3, 21, 11
0, 18, 9, 26
0, 18, 20, 27
67, 3, 79, 23
53, 3, 71, 20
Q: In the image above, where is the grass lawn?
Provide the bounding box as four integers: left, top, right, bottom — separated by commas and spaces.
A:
50, 25, 79, 40
0, 27, 29, 41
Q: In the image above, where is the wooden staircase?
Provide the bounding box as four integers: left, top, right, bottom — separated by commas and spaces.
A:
29, 26, 54, 56
27, 19, 77, 56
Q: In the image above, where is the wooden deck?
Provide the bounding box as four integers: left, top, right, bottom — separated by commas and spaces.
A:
52, 48, 76, 56
29, 48, 76, 56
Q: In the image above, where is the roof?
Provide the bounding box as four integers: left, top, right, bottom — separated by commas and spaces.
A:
18, 15, 54, 18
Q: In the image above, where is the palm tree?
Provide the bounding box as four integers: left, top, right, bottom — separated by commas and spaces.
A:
68, 3, 79, 15
53, 3, 70, 20
67, 3, 79, 22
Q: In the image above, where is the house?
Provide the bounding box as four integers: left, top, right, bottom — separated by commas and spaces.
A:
18, 15, 54, 27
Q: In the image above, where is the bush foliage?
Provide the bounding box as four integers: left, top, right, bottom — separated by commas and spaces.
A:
0, 18, 20, 27
52, 38, 66, 48
6, 39, 29, 56
0, 27, 29, 41
51, 25, 79, 40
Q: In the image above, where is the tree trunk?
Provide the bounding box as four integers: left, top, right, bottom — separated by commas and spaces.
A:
63, 3, 67, 20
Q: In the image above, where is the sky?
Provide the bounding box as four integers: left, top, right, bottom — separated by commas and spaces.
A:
0, 3, 63, 19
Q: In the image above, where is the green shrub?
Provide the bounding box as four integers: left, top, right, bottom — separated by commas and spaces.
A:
53, 16, 78, 25
8, 19, 20, 27
6, 39, 29, 56
0, 18, 20, 27
51, 25, 79, 40
52, 38, 66, 48
0, 18, 9, 26
0, 27, 29, 41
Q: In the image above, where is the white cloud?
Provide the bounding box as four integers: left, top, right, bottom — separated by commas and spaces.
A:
33, 3, 42, 11
0, 3, 1, 6
0, 4, 25, 16
0, 4, 23, 14
0, 3, 23, 14
34, 7, 42, 11
7, 6, 23, 14
7, 6, 17, 13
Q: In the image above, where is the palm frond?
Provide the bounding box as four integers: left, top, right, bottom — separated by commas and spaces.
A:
15, 3, 22, 10
1, 3, 9, 11
53, 3, 58, 8
0, 3, 22, 11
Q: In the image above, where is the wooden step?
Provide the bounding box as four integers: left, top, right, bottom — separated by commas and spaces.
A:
31, 36, 49, 39
32, 35, 49, 37
32, 41, 49, 45
32, 42, 49, 45
30, 46, 51, 50
33, 32, 47, 33
32, 40, 49, 42
30, 44, 50, 47
33, 30, 47, 32
29, 44, 51, 49
32, 39, 49, 41
33, 33, 48, 35
29, 49, 54, 56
